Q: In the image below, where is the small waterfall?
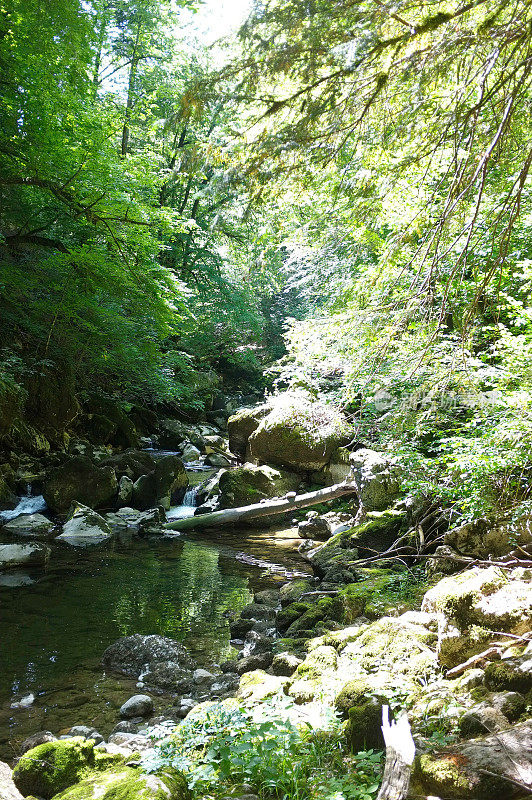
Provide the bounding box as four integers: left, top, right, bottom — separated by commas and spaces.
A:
0, 486, 47, 523
168, 486, 198, 521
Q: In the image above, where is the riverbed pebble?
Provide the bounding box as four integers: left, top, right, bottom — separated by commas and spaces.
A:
20, 731, 56, 754
68, 725, 104, 743
119, 694, 154, 719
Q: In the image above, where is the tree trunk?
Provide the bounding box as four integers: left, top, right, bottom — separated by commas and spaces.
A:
163, 480, 358, 532
377, 706, 416, 800
121, 22, 141, 157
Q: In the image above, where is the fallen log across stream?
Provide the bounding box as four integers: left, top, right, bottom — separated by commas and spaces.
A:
163, 480, 358, 532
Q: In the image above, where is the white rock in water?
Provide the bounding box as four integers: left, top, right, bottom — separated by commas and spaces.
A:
0, 543, 50, 570
3, 513, 55, 538
10, 693, 34, 709
57, 503, 112, 546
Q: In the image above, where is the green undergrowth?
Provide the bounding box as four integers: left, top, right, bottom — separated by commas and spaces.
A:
141, 701, 383, 800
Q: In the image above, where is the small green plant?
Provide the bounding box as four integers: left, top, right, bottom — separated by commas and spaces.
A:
141, 701, 384, 800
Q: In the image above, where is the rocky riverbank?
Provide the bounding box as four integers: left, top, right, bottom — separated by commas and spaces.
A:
1, 390, 532, 800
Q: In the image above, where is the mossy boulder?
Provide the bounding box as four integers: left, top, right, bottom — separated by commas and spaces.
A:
12, 737, 95, 799
9, 419, 50, 455
346, 697, 387, 752
422, 567, 532, 668
309, 509, 406, 577
84, 396, 139, 449
445, 514, 532, 559
335, 678, 373, 718
278, 597, 341, 637
51, 765, 190, 800
218, 463, 300, 509
485, 656, 532, 693
288, 645, 339, 703
349, 448, 401, 513
279, 580, 314, 606
248, 396, 352, 472
154, 455, 188, 508
227, 404, 271, 459
413, 722, 532, 799
0, 476, 17, 510
43, 456, 118, 513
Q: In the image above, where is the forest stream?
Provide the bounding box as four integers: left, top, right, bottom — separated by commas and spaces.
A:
0, 470, 310, 761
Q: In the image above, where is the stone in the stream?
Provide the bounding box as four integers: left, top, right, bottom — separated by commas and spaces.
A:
117, 475, 133, 506
239, 603, 276, 622
154, 454, 188, 508
235, 652, 273, 675
205, 452, 231, 467
20, 731, 57, 754
272, 652, 303, 677
57, 503, 112, 546
119, 694, 154, 719
230, 618, 255, 638
0, 761, 24, 800
248, 396, 352, 472
254, 588, 281, 606
0, 542, 50, 570
297, 516, 332, 541
68, 725, 104, 744
244, 630, 273, 654
107, 732, 151, 752
43, 455, 118, 513
102, 634, 193, 687
2, 513, 55, 538
182, 443, 202, 462
227, 404, 271, 459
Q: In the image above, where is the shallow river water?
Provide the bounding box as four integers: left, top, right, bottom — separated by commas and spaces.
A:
0, 519, 309, 759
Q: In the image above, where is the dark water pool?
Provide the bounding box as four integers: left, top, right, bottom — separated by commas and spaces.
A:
0, 526, 309, 759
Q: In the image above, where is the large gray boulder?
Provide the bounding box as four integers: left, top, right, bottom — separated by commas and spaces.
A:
349, 448, 401, 514
43, 456, 117, 513
3, 513, 54, 538
0, 543, 50, 570
57, 503, 112, 546
218, 463, 301, 508
248, 396, 352, 472
228, 404, 271, 459
154, 455, 188, 509
422, 566, 532, 668
102, 634, 193, 687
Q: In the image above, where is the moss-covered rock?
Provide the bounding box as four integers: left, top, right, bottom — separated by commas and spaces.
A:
43, 456, 118, 513
218, 463, 300, 509
335, 678, 373, 718
446, 514, 532, 559
9, 419, 50, 455
51, 765, 190, 800
248, 395, 352, 472
279, 580, 314, 607
309, 509, 406, 577
288, 645, 339, 703
349, 449, 401, 513
485, 656, 532, 693
279, 597, 342, 637
414, 722, 532, 800
84, 396, 139, 449
227, 404, 271, 459
12, 737, 95, 799
422, 567, 532, 668
25, 363, 80, 435
154, 455, 188, 508
346, 697, 387, 753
